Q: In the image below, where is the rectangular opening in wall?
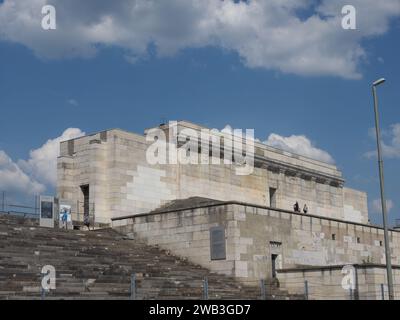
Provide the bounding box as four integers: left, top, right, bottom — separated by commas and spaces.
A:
210, 226, 226, 260
357, 237, 361, 243
331, 234, 336, 240
80, 184, 90, 220
271, 254, 278, 278
269, 187, 277, 208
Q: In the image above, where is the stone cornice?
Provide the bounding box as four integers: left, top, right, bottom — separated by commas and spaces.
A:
255, 154, 344, 186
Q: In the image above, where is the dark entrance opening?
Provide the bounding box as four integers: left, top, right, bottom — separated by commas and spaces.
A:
269, 187, 277, 208
80, 185, 89, 221
271, 254, 278, 278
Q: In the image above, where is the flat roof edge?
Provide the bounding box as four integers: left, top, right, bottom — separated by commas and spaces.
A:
111, 200, 395, 233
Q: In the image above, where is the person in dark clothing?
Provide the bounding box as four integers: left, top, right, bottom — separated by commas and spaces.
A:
293, 201, 300, 213
303, 204, 308, 214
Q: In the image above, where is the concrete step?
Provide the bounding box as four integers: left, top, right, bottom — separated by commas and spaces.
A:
0, 214, 296, 300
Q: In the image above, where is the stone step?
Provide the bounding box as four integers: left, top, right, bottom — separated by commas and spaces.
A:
0, 214, 296, 300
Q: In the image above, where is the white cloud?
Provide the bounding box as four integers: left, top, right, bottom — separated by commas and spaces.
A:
221, 124, 335, 164
265, 133, 335, 163
18, 128, 85, 187
0, 128, 85, 198
371, 198, 394, 214
0, 0, 399, 78
221, 125, 234, 135
365, 123, 400, 159
0, 151, 45, 195
221, 124, 334, 163
67, 99, 79, 107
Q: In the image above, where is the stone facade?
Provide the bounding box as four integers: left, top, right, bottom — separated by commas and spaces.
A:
57, 121, 368, 225
112, 202, 400, 299
57, 120, 395, 299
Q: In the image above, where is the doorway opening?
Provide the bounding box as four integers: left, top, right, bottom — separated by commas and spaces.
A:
271, 254, 278, 278
80, 184, 89, 220
269, 187, 277, 208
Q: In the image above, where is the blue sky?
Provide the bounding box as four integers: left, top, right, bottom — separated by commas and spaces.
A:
0, 0, 399, 225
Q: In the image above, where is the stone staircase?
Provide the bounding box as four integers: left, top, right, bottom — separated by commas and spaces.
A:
0, 214, 301, 300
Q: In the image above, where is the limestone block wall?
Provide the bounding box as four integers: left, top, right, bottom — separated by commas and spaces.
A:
58, 131, 109, 223
177, 164, 267, 207
57, 124, 368, 225
58, 129, 268, 223
112, 205, 239, 277
277, 265, 400, 300
112, 203, 400, 287
267, 170, 346, 221
105, 130, 177, 218
233, 204, 400, 283
343, 187, 368, 224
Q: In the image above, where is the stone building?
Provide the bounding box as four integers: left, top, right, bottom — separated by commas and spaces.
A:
112, 199, 400, 299
57, 121, 399, 299
57, 120, 367, 225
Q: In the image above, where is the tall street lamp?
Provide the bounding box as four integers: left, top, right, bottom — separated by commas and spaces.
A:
372, 77, 394, 300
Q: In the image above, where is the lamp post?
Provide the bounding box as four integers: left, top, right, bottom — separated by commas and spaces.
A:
372, 78, 394, 300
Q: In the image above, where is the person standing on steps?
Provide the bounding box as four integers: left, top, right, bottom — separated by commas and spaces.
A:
61, 210, 68, 229
293, 201, 300, 213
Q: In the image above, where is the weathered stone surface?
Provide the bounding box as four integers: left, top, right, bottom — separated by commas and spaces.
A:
57, 121, 368, 225
112, 201, 400, 298
0, 214, 298, 300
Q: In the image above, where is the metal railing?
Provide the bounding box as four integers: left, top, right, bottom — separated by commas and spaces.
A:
0, 191, 95, 225
38, 274, 293, 300
34, 273, 400, 300
0, 191, 39, 219
278, 279, 400, 300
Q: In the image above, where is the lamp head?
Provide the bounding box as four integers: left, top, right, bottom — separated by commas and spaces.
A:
373, 78, 386, 86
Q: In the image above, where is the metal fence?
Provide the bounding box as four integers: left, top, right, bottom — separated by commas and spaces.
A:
276, 279, 400, 300
0, 191, 39, 218
0, 191, 95, 225
38, 275, 300, 300
35, 273, 400, 300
